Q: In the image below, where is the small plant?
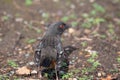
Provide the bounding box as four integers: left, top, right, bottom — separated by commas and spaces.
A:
117, 56, 120, 63
0, 75, 9, 80
87, 52, 101, 71
61, 13, 77, 27
78, 75, 93, 80
7, 60, 18, 68
42, 12, 50, 21
25, 0, 33, 6
81, 41, 87, 47
2, 15, 9, 21
71, 21, 78, 27
109, 69, 119, 73
81, 3, 106, 29
92, 3, 105, 13
62, 69, 79, 79
61, 16, 69, 22
108, 23, 115, 34
27, 38, 36, 44
100, 34, 106, 39
62, 72, 73, 79
35, 29, 42, 33
82, 51, 100, 74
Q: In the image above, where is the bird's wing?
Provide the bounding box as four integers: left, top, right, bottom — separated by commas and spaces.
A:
55, 37, 65, 71
34, 42, 43, 67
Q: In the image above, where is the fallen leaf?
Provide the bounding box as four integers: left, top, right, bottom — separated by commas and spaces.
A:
117, 51, 120, 55
101, 75, 112, 80
16, 66, 31, 75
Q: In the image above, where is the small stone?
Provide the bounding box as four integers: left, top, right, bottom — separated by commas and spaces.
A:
53, 0, 59, 2
63, 32, 69, 36
31, 70, 37, 74
68, 28, 75, 34
24, 21, 28, 25
84, 29, 91, 34
70, 4, 76, 9
90, 0, 95, 3
117, 51, 120, 55
73, 78, 77, 80
40, 21, 45, 24
15, 18, 23, 22
98, 72, 102, 77
0, 38, 2, 42
25, 53, 30, 58
101, 71, 106, 76
0, 33, 3, 37
69, 78, 77, 80
28, 61, 35, 66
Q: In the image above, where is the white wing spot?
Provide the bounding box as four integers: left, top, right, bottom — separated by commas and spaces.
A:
60, 51, 63, 54
36, 58, 39, 61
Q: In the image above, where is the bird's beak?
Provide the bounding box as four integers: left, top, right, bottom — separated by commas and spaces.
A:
65, 24, 71, 29
71, 47, 79, 51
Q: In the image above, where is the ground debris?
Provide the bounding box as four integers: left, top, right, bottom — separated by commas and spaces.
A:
16, 66, 31, 76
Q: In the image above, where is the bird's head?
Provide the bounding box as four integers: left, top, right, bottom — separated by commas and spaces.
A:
47, 22, 70, 36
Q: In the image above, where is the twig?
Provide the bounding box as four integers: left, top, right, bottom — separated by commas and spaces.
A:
10, 32, 23, 55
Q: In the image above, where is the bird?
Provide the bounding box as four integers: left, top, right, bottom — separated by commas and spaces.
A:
34, 21, 70, 79
41, 46, 78, 80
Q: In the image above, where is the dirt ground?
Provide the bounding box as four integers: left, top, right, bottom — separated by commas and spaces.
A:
0, 0, 120, 80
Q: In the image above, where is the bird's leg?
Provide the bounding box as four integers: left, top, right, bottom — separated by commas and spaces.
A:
55, 65, 59, 80
38, 66, 42, 79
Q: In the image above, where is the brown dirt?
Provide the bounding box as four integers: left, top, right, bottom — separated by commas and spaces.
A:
0, 0, 120, 80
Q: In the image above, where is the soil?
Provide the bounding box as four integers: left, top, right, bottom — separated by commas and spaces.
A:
0, 0, 120, 80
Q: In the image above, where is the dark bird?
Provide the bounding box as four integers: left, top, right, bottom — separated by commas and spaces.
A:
41, 46, 78, 80
34, 22, 69, 79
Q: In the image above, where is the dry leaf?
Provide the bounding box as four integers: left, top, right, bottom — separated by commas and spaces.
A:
101, 75, 112, 80
16, 66, 31, 75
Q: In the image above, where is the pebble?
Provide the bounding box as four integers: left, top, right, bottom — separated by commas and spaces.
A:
53, 0, 59, 2
69, 78, 77, 80
68, 28, 75, 34
25, 53, 30, 58
28, 61, 35, 66
31, 70, 37, 74
70, 4, 76, 9
98, 72, 102, 77
15, 18, 23, 22
0, 38, 2, 42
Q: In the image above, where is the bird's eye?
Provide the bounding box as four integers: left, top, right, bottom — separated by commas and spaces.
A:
59, 25, 64, 29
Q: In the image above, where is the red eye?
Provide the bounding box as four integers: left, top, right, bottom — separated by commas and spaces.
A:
59, 25, 64, 29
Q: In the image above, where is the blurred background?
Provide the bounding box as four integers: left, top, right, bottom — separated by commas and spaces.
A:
0, 0, 120, 80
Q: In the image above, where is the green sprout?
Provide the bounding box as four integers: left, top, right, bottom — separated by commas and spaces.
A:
25, 0, 33, 6
7, 60, 18, 68
27, 38, 36, 44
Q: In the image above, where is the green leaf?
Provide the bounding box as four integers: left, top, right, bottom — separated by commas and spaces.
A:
2, 16, 9, 21
81, 22, 92, 28
36, 29, 42, 33
100, 34, 106, 39
81, 42, 87, 47
27, 39, 36, 43
90, 10, 97, 15
7, 60, 18, 67
69, 14, 77, 19
93, 3, 105, 13
117, 57, 120, 63
25, 0, 32, 6
71, 21, 78, 27
82, 13, 89, 18
61, 16, 69, 22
